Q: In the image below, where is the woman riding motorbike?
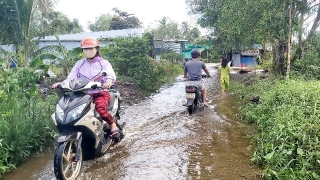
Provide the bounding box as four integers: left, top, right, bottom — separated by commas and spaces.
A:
52, 36, 120, 139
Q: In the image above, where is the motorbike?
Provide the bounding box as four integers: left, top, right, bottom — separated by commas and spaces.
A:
52, 73, 125, 180
185, 75, 208, 115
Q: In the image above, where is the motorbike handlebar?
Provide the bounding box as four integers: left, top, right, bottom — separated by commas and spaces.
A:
91, 84, 98, 89
91, 84, 116, 90
184, 74, 211, 80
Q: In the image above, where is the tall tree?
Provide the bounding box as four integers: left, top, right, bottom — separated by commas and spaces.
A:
187, 0, 313, 76
151, 17, 182, 40
44, 11, 83, 35
88, 13, 113, 32
109, 8, 141, 30
181, 21, 201, 43
0, 0, 83, 66
0, 0, 35, 65
35, 0, 56, 34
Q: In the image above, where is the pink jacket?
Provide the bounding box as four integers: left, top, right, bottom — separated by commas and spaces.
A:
65, 57, 116, 93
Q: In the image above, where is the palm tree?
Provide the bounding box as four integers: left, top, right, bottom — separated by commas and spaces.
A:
35, 0, 56, 36
0, 0, 59, 66
0, 0, 35, 66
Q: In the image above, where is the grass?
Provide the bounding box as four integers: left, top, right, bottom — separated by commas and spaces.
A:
230, 74, 320, 179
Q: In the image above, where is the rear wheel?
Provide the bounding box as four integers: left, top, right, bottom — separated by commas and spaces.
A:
188, 105, 193, 115
198, 99, 205, 111
54, 141, 82, 180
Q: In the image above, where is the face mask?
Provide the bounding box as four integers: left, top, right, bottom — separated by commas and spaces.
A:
83, 48, 97, 59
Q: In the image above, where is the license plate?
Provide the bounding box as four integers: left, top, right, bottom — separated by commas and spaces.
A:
186, 93, 195, 99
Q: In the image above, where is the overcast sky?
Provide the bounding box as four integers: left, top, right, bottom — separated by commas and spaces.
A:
55, 0, 200, 32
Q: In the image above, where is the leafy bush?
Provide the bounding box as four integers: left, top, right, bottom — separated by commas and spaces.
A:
231, 76, 320, 179
0, 68, 57, 177
291, 34, 320, 80
100, 35, 182, 95
160, 52, 182, 62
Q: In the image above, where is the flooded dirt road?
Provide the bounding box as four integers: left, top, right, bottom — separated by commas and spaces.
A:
3, 64, 262, 180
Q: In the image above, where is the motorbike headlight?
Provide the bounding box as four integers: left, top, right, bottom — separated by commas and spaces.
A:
65, 103, 86, 123
55, 104, 64, 122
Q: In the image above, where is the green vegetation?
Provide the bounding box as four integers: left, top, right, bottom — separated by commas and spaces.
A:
160, 52, 183, 63
0, 68, 57, 176
231, 74, 320, 179
100, 34, 182, 95
2, 0, 320, 179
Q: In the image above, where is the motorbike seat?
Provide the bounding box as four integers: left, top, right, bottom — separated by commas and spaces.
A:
185, 85, 201, 92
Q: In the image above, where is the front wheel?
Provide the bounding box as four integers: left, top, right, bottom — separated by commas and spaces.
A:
54, 141, 82, 180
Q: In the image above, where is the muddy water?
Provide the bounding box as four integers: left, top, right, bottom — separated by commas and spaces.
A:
3, 64, 262, 180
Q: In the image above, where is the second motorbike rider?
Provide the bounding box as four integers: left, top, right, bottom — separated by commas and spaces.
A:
184, 49, 211, 106
52, 36, 120, 139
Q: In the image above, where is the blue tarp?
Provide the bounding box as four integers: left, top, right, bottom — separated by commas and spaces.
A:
10, 60, 18, 68
241, 56, 256, 67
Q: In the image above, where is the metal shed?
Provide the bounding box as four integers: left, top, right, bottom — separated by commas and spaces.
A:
231, 44, 261, 67
38, 28, 144, 50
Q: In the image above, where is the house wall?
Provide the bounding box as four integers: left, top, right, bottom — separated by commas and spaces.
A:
38, 41, 116, 51
38, 28, 143, 50
232, 53, 241, 67
0, 44, 16, 59
39, 41, 81, 50
0, 44, 15, 52
232, 53, 258, 67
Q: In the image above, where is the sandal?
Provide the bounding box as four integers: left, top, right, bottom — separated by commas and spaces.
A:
109, 129, 120, 138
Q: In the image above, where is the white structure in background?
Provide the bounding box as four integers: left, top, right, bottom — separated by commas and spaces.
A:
0, 44, 15, 58
0, 44, 15, 52
37, 28, 144, 78
38, 28, 144, 50
154, 39, 187, 61
231, 44, 261, 67
1, 29, 144, 77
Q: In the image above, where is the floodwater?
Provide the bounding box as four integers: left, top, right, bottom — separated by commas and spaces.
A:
3, 64, 262, 180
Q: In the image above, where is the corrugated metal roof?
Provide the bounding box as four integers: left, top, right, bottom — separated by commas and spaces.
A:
38, 28, 144, 41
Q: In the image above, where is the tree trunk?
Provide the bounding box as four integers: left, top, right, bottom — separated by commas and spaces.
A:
308, 2, 320, 38
292, 0, 307, 65
278, 40, 286, 76
286, 4, 292, 80
272, 43, 277, 72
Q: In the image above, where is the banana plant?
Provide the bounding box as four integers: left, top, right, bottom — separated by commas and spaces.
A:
54, 35, 83, 76
29, 39, 83, 77
0, 0, 35, 66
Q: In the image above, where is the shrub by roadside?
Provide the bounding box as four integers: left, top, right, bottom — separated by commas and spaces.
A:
230, 73, 320, 179
0, 68, 57, 178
